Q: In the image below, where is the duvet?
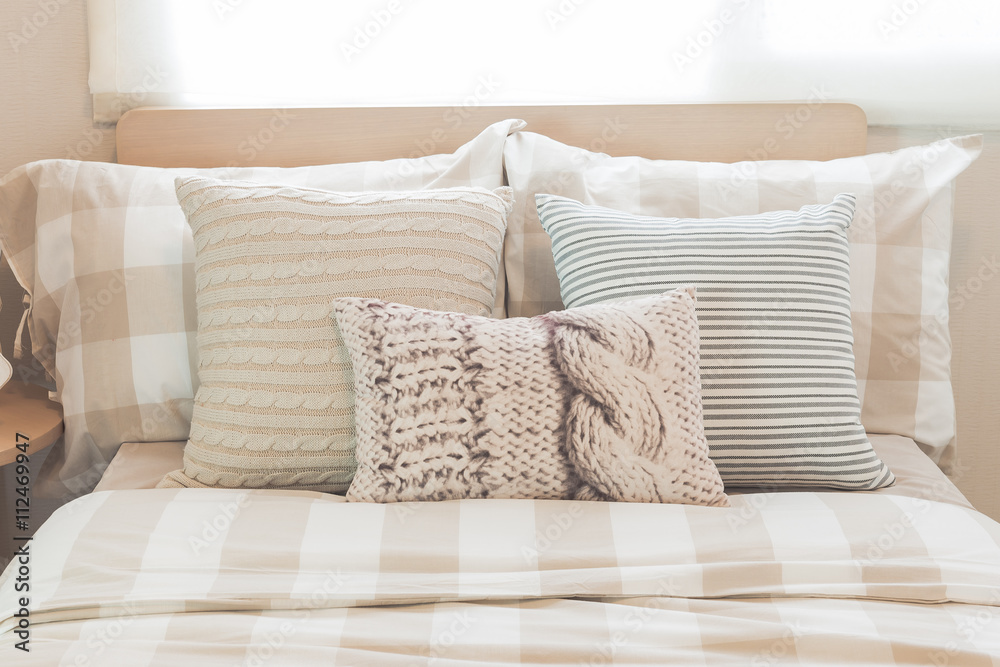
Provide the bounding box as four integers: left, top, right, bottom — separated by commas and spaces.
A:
2, 488, 999, 665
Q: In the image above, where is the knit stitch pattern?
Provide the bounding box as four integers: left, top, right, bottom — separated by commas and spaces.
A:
159, 177, 513, 492
334, 289, 728, 506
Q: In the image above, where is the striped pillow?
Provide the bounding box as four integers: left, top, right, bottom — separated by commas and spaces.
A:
536, 192, 895, 490
505, 132, 982, 472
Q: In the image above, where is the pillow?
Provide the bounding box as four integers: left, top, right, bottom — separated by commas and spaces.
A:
537, 193, 894, 490
332, 290, 728, 506
0, 119, 521, 497
504, 131, 983, 471
157, 178, 513, 492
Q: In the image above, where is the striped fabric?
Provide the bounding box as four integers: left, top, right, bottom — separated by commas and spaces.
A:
0, 119, 520, 499
3, 488, 1000, 663
504, 131, 983, 471
537, 193, 894, 490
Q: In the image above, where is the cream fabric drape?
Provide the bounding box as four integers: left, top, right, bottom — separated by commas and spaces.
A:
87, 0, 1000, 125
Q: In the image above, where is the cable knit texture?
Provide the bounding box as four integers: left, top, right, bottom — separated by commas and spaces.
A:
334, 289, 728, 506
159, 177, 513, 492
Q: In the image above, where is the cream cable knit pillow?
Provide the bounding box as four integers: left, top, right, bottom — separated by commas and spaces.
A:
159, 177, 513, 492
333, 290, 729, 506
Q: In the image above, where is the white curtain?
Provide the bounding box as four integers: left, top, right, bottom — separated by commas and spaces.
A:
88, 0, 1000, 126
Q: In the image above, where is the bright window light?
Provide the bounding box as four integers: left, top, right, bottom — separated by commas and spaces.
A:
89, 0, 1000, 126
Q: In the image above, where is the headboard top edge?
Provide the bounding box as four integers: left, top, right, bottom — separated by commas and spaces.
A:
116, 102, 868, 168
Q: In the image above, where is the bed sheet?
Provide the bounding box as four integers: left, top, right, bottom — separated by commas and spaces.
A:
94, 433, 974, 509
2, 487, 999, 664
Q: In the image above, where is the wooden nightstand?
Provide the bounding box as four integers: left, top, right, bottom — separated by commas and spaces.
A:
0, 381, 63, 466
0, 381, 63, 570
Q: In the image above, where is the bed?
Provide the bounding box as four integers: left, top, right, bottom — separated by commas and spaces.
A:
1, 103, 998, 665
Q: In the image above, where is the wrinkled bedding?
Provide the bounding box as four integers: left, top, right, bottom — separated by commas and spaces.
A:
2, 488, 999, 664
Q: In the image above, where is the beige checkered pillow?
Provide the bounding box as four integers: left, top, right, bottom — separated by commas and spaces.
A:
503, 131, 982, 470
159, 178, 512, 492
0, 119, 520, 497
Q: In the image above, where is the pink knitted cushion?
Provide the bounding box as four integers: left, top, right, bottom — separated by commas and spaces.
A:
332, 288, 728, 506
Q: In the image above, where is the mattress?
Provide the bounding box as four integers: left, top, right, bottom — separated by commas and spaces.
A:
94, 433, 974, 509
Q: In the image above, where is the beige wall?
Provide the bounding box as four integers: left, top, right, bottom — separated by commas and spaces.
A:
1, 0, 115, 353
0, 3, 997, 525
1, 1, 114, 172
0, 0, 112, 567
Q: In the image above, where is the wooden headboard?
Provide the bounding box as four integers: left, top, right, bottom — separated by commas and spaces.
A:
116, 103, 867, 168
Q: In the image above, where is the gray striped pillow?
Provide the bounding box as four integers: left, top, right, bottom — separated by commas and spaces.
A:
536, 192, 894, 490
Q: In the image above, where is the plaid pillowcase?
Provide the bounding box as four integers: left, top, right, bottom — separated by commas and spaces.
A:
0, 119, 520, 497
504, 132, 982, 471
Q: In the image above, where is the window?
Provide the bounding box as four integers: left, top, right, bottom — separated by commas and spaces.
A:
88, 0, 1000, 126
